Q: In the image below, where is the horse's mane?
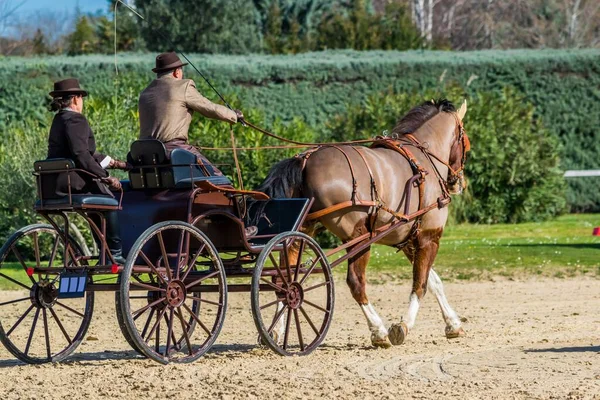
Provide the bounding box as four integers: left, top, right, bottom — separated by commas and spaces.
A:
391, 99, 456, 136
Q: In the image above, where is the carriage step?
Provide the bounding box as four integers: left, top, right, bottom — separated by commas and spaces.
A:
58, 272, 88, 298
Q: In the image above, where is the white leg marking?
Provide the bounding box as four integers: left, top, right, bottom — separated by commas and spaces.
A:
361, 303, 388, 340
428, 269, 461, 330
272, 301, 286, 344
403, 293, 421, 330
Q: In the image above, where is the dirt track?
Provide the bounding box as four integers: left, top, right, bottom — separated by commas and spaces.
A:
1, 277, 599, 399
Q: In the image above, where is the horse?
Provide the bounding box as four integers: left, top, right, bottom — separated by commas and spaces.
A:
255, 99, 470, 348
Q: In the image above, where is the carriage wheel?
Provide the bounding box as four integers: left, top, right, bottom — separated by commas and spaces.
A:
115, 277, 200, 358
119, 221, 227, 364
0, 224, 94, 364
251, 232, 334, 356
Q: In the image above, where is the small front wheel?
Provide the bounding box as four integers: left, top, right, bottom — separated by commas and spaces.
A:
251, 232, 334, 356
119, 221, 227, 364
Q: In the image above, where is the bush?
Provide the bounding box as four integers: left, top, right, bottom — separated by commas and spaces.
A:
0, 49, 597, 211
327, 86, 567, 223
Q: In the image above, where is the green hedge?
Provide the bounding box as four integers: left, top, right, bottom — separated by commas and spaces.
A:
1, 49, 599, 210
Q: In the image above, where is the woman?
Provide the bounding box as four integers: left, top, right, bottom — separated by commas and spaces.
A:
47, 78, 128, 264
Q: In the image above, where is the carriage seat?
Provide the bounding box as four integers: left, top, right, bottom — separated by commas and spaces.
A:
127, 139, 232, 190
33, 158, 119, 210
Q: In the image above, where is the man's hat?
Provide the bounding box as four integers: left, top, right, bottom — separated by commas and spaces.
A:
49, 78, 88, 98
152, 52, 188, 73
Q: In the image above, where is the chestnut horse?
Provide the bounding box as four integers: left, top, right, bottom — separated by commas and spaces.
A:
256, 99, 469, 347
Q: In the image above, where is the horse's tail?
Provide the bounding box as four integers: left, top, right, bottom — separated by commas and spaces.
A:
255, 157, 304, 199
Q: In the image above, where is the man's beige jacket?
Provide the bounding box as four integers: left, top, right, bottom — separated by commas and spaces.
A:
138, 74, 237, 143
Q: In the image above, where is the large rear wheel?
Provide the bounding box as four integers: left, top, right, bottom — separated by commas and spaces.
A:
0, 224, 94, 364
119, 221, 227, 364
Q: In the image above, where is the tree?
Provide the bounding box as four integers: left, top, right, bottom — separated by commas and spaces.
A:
135, 0, 262, 54
67, 15, 98, 55
31, 28, 48, 54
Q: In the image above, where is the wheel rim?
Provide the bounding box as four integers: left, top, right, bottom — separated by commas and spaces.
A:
0, 225, 93, 364
252, 232, 334, 356
120, 222, 226, 364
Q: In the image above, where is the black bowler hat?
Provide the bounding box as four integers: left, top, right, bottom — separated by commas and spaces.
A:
49, 78, 88, 98
152, 52, 188, 73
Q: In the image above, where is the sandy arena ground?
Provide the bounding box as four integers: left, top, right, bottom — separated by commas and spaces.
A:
0, 277, 599, 399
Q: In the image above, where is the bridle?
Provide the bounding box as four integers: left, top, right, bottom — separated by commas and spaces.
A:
402, 114, 470, 193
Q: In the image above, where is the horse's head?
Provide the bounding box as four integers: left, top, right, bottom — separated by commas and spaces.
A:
446, 100, 470, 194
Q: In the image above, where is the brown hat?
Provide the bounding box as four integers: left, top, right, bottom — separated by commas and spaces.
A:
49, 78, 88, 98
152, 52, 188, 73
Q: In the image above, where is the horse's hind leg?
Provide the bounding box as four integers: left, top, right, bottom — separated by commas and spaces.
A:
428, 268, 465, 338
346, 244, 391, 348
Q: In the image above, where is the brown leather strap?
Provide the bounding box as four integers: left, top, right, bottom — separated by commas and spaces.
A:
306, 200, 378, 221
194, 180, 269, 200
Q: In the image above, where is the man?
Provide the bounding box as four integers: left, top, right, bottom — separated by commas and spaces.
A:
48, 78, 128, 264
138, 51, 244, 176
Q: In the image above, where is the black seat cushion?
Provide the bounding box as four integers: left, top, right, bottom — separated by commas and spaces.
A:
35, 194, 119, 209
174, 176, 232, 189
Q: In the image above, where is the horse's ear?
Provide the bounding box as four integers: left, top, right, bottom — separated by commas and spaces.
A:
457, 99, 467, 121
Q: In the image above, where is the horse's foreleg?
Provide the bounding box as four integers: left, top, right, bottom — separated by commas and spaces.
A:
347, 244, 391, 348
428, 268, 465, 338
389, 229, 441, 345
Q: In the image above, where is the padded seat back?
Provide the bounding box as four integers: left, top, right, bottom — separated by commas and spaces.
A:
128, 139, 174, 189
33, 158, 76, 200
127, 139, 231, 190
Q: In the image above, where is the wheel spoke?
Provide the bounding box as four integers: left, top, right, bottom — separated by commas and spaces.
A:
181, 244, 205, 282
164, 308, 175, 357
42, 308, 51, 360
282, 306, 292, 350
138, 251, 167, 286
183, 303, 211, 336
175, 230, 185, 280
55, 301, 85, 318
130, 281, 165, 292
266, 304, 288, 334
145, 307, 166, 344
293, 239, 306, 282
0, 272, 31, 291
33, 232, 41, 269
303, 299, 329, 313
11, 247, 36, 285
185, 271, 219, 290
269, 253, 289, 287
299, 305, 319, 336
299, 256, 323, 286
49, 307, 72, 344
189, 296, 221, 306
47, 235, 61, 269
303, 281, 330, 292
176, 307, 193, 356
281, 242, 293, 284
157, 231, 172, 281
259, 299, 281, 310
140, 309, 155, 340
6, 304, 34, 337
24, 307, 41, 356
259, 277, 285, 292
132, 297, 165, 320
293, 309, 305, 352
0, 297, 30, 307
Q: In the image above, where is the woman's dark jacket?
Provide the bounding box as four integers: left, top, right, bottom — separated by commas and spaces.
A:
47, 110, 111, 196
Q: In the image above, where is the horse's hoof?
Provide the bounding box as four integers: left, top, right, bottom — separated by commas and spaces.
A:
445, 326, 466, 339
388, 322, 408, 346
371, 336, 392, 348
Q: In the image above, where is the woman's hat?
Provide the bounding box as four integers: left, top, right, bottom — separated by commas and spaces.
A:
152, 52, 188, 73
49, 78, 88, 98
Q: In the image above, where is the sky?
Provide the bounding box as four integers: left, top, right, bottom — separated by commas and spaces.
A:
15, 0, 109, 15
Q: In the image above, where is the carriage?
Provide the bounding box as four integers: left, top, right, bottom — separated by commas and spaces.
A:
0, 99, 469, 365
0, 139, 333, 364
